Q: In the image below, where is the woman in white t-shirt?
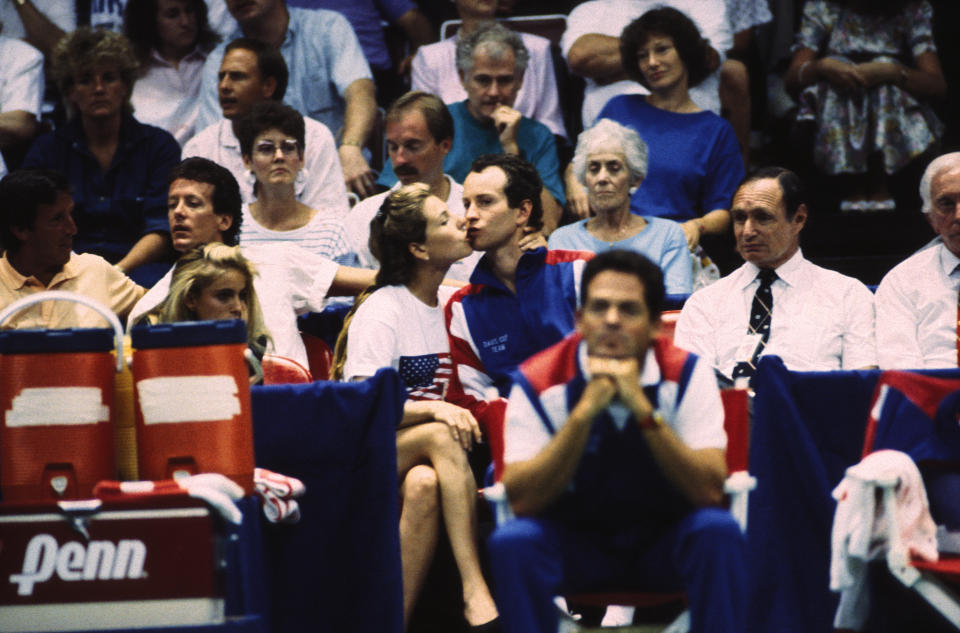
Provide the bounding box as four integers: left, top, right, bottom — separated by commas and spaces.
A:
333, 184, 499, 631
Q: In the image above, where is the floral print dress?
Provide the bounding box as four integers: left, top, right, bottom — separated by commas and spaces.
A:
794, 0, 943, 175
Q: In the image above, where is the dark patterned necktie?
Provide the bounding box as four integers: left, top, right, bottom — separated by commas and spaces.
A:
732, 268, 778, 380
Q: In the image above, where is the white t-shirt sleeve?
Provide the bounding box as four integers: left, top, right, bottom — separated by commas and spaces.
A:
0, 38, 42, 117
275, 245, 340, 313
409, 46, 435, 94
675, 0, 732, 59
671, 356, 727, 450
324, 11, 374, 94
343, 292, 399, 380
561, 0, 602, 57
503, 382, 553, 464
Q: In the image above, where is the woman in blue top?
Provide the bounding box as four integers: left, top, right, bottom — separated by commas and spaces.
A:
548, 119, 692, 295
596, 7, 744, 253
23, 28, 181, 287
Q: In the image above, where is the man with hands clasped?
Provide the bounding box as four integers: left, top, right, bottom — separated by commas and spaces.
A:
487, 249, 747, 633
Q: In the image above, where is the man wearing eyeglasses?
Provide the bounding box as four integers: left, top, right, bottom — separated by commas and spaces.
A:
182, 37, 350, 218
876, 152, 960, 369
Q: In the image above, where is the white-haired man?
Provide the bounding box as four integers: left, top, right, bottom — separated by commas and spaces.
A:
876, 152, 960, 369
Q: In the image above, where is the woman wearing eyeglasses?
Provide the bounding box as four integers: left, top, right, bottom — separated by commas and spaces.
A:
234, 101, 358, 265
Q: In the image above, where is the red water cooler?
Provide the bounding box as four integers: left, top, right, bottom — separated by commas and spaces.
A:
0, 291, 126, 502
131, 320, 255, 494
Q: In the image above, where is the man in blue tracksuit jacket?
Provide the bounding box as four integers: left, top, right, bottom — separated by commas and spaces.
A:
444, 153, 591, 417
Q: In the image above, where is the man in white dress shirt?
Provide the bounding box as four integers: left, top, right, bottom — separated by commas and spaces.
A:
344, 91, 480, 280
675, 167, 876, 381
875, 152, 960, 369
182, 38, 350, 217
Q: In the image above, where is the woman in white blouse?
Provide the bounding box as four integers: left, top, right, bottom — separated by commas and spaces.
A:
124, 0, 221, 146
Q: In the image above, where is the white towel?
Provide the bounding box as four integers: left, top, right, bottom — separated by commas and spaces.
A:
830, 449, 938, 629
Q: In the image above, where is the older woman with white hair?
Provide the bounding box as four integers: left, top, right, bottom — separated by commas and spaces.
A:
548, 118, 692, 294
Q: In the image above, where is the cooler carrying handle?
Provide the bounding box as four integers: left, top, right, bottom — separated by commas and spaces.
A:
0, 290, 126, 372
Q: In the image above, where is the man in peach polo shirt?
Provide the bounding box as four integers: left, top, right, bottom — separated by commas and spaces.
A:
0, 169, 144, 328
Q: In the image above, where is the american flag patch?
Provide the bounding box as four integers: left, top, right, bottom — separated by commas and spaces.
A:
399, 353, 452, 401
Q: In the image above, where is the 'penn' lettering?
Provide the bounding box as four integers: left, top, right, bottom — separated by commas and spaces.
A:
9, 534, 147, 596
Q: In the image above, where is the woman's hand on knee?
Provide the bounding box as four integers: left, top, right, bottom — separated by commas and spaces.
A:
431, 402, 482, 452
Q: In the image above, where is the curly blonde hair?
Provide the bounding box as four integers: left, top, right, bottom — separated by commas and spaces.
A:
146, 243, 272, 357
52, 27, 140, 119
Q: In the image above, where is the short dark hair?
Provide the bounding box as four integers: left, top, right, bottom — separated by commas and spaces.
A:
385, 91, 454, 144
167, 157, 243, 246
620, 7, 712, 90
0, 170, 72, 254
235, 101, 306, 158
123, 0, 220, 64
468, 154, 544, 231
738, 166, 806, 220
223, 38, 288, 101
581, 250, 665, 321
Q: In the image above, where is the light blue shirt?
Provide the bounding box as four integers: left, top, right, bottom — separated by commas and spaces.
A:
196, 7, 373, 136
287, 0, 415, 70
547, 217, 692, 294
